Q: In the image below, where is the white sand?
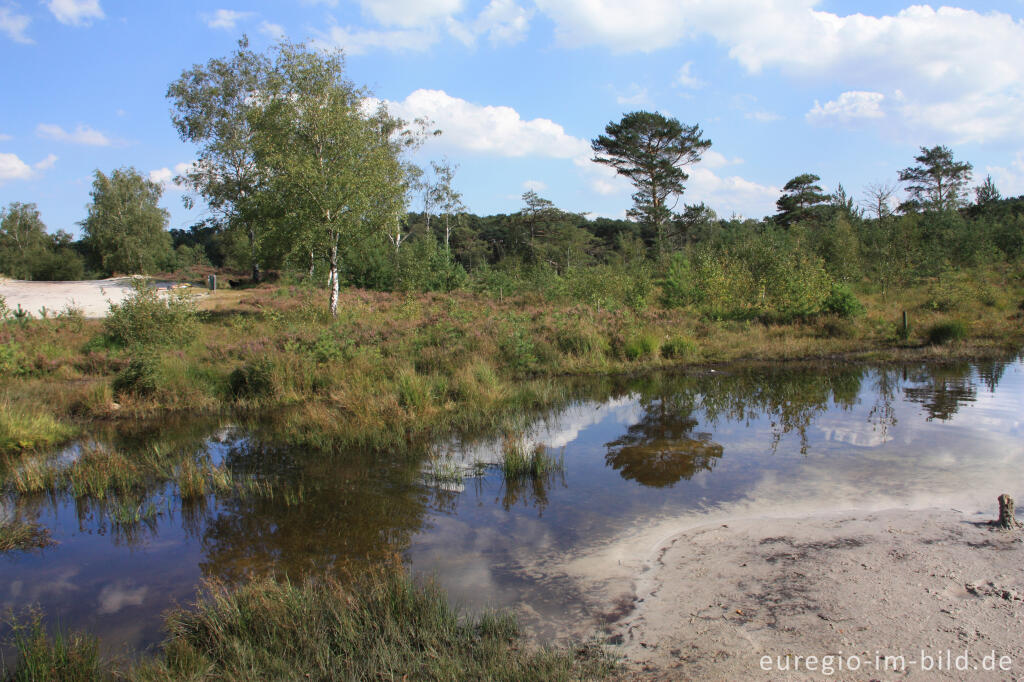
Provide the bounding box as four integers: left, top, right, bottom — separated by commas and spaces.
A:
0, 277, 195, 318
609, 507, 1024, 680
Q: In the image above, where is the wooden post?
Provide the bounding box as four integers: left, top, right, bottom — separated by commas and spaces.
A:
208, 274, 217, 291
901, 310, 908, 337
997, 494, 1019, 529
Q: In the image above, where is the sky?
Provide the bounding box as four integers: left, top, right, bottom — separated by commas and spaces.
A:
2, 0, 1024, 237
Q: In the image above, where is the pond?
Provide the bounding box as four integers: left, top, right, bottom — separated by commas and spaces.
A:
2, 357, 1022, 654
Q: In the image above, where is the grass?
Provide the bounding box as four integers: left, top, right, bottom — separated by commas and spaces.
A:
0, 519, 54, 553
0, 268, 1021, 459
2, 613, 105, 682
2, 570, 614, 681
500, 436, 563, 481
0, 397, 76, 457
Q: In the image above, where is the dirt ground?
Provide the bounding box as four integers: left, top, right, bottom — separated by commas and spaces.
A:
610, 507, 1024, 680
0, 277, 200, 318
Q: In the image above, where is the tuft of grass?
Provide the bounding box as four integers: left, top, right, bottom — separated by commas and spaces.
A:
925, 320, 968, 345
2, 612, 106, 682
500, 436, 563, 481
0, 399, 76, 456
623, 331, 659, 361
660, 336, 698, 360
0, 519, 55, 553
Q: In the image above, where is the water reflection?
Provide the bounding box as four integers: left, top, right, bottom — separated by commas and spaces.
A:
1, 355, 1020, 653
604, 403, 722, 488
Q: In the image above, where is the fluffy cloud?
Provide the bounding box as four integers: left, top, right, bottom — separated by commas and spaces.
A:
0, 5, 32, 43
523, 179, 547, 192
203, 9, 254, 30
34, 154, 58, 171
0, 153, 33, 183
313, 25, 439, 54
381, 89, 590, 159
807, 91, 885, 124
259, 21, 286, 38
531, 1, 1024, 142
0, 133, 12, 141
148, 162, 195, 191
676, 62, 702, 89
357, 0, 463, 28
448, 0, 533, 47
47, 0, 103, 26
986, 152, 1024, 197
686, 166, 780, 220
36, 123, 113, 146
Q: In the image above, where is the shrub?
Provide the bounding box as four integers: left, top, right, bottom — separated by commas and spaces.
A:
821, 283, 865, 318
228, 358, 276, 400
0, 294, 8, 320
103, 279, 198, 347
499, 327, 537, 372
925, 320, 968, 345
554, 323, 606, 357
113, 354, 161, 396
660, 336, 698, 359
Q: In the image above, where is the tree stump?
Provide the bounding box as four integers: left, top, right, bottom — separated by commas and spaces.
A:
997, 494, 1020, 530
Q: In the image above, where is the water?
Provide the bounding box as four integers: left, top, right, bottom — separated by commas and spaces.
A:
2, 358, 1022, 653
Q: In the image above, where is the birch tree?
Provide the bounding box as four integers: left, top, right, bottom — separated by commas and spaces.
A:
253, 42, 405, 316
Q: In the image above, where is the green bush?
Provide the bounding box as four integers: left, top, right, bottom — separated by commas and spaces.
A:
660, 336, 698, 359
821, 283, 865, 318
103, 279, 198, 347
229, 358, 276, 400
113, 354, 161, 396
624, 332, 658, 361
925, 320, 968, 345
499, 327, 538, 372
554, 323, 606, 357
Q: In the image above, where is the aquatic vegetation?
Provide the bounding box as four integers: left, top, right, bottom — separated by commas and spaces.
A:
0, 398, 76, 456
0, 519, 54, 552
500, 437, 563, 481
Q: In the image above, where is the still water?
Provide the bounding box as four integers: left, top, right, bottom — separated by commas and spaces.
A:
2, 358, 1022, 653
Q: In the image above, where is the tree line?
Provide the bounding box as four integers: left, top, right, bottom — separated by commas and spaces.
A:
1, 37, 1021, 317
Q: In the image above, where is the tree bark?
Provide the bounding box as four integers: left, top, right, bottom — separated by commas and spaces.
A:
248, 225, 261, 283
328, 242, 339, 317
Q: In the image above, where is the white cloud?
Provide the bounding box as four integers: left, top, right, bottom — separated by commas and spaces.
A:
0, 153, 33, 183
686, 166, 780, 220
702, 150, 743, 169
986, 152, 1024, 197
358, 0, 463, 28
807, 91, 885, 124
36, 123, 113, 146
34, 154, 58, 171
532, 1, 1024, 143
0, 5, 32, 43
745, 110, 781, 123
0, 133, 12, 141
468, 0, 532, 46
259, 21, 285, 38
313, 25, 438, 54
47, 0, 103, 26
381, 89, 590, 159
615, 84, 650, 107
203, 9, 254, 30
523, 179, 547, 192
676, 61, 702, 88
148, 162, 195, 191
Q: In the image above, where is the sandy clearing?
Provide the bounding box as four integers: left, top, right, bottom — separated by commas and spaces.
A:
610, 507, 1024, 680
0, 277, 201, 318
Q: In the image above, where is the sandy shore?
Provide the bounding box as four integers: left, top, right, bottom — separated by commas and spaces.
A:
609, 506, 1024, 680
0, 277, 198, 318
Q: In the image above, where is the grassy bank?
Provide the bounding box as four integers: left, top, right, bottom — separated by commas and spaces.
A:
2, 569, 613, 681
1, 271, 1022, 457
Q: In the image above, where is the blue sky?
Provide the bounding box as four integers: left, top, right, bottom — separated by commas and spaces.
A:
2, 0, 1024, 236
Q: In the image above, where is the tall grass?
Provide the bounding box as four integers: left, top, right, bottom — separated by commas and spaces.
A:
0, 398, 76, 456
128, 569, 613, 680
2, 613, 105, 682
